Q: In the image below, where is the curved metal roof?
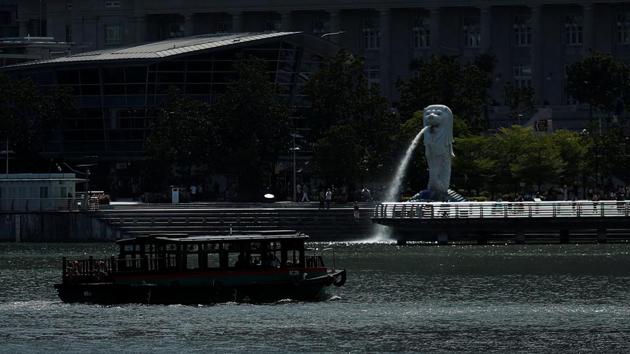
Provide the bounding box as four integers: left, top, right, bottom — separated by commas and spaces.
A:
4, 31, 303, 69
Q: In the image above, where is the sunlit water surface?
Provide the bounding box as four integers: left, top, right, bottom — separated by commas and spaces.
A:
1, 242, 630, 352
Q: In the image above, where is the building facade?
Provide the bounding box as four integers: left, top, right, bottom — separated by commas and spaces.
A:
16, 0, 630, 127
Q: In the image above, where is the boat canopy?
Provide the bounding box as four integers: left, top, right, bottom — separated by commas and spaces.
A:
116, 230, 308, 245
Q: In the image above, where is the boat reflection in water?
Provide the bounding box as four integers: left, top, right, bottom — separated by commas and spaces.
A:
55, 230, 346, 304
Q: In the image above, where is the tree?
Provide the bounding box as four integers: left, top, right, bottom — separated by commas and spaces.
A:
397, 54, 495, 133
504, 82, 535, 124
0, 74, 74, 172
144, 89, 219, 184
211, 57, 291, 200
314, 125, 362, 186
305, 50, 398, 182
566, 52, 629, 122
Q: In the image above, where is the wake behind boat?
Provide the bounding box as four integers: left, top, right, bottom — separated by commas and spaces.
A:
55, 230, 346, 304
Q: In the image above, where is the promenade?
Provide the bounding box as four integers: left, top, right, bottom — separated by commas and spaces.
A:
372, 200, 630, 244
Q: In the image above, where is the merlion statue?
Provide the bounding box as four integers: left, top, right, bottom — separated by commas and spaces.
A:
421, 104, 454, 201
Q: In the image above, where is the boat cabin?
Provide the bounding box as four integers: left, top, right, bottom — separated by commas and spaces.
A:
115, 231, 321, 273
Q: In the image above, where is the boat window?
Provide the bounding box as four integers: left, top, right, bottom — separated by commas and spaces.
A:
166, 244, 177, 251
285, 249, 302, 267
228, 252, 241, 268
145, 244, 156, 254
186, 244, 198, 252
205, 243, 221, 251
223, 242, 238, 251
186, 253, 199, 270
269, 241, 281, 250
249, 242, 262, 251
206, 253, 220, 268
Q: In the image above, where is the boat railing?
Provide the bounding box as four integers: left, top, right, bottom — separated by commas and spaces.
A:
305, 255, 324, 268
373, 200, 630, 220
62, 256, 116, 282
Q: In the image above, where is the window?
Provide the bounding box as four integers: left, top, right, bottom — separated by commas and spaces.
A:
105, 1, 121, 8
462, 17, 480, 48
565, 15, 583, 46
39, 186, 49, 199
513, 65, 532, 89
412, 16, 431, 49
104, 24, 122, 45
366, 64, 380, 89
514, 15, 532, 46
617, 12, 630, 45
363, 17, 380, 50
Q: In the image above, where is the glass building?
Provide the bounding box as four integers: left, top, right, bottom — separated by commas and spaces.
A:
4, 32, 336, 160
1, 32, 337, 196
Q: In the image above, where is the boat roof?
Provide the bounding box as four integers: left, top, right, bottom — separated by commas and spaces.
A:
116, 230, 308, 244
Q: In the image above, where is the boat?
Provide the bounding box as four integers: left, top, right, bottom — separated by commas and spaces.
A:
54, 230, 346, 304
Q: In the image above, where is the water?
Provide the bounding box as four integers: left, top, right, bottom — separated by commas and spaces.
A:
371, 127, 427, 241
2, 242, 630, 352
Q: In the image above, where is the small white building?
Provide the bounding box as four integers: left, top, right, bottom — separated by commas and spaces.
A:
0, 173, 85, 211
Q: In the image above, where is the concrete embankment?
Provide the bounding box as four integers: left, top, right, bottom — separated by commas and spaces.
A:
0, 202, 375, 242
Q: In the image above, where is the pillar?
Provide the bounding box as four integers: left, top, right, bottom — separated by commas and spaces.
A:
183, 13, 194, 36
280, 11, 292, 31
530, 5, 544, 104
134, 15, 146, 43
480, 6, 492, 51
327, 10, 341, 43
429, 7, 441, 53
231, 11, 242, 33
582, 3, 594, 51
379, 8, 391, 99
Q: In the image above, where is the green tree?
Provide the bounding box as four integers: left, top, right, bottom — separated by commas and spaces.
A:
397, 54, 495, 132
314, 125, 362, 186
212, 57, 291, 200
305, 50, 398, 182
504, 82, 535, 124
145, 89, 219, 184
0, 75, 74, 172
566, 52, 629, 122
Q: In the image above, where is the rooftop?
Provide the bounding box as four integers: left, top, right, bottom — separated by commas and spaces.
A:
3, 32, 304, 69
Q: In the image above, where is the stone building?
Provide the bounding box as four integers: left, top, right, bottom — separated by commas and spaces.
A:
15, 0, 630, 128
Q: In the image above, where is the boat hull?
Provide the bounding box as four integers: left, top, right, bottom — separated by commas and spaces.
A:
54, 270, 346, 305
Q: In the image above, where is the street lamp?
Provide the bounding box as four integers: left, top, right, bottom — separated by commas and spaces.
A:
290, 133, 303, 202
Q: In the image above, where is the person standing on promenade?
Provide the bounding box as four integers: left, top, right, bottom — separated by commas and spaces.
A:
325, 188, 332, 210
318, 190, 325, 210
301, 184, 310, 202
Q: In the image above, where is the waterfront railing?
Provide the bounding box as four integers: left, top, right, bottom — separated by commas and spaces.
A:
373, 200, 630, 220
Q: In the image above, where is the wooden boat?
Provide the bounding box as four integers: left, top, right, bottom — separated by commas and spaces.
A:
55, 230, 346, 304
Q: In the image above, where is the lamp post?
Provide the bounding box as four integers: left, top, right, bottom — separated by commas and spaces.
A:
1, 139, 14, 175
289, 133, 302, 202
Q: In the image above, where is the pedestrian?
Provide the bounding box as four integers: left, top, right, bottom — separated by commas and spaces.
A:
325, 188, 332, 210
296, 184, 302, 202
353, 201, 360, 220
301, 184, 310, 202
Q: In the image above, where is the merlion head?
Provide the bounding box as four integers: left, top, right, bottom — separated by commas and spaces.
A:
422, 104, 454, 148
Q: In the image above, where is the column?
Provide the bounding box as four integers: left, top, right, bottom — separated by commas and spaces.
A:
280, 11, 292, 31
231, 11, 242, 33
480, 6, 492, 51
327, 10, 341, 42
582, 3, 594, 51
530, 5, 543, 104
134, 15, 146, 44
184, 13, 194, 36
429, 7, 441, 53
379, 8, 392, 99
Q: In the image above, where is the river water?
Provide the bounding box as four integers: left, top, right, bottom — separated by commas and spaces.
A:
1, 242, 630, 352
